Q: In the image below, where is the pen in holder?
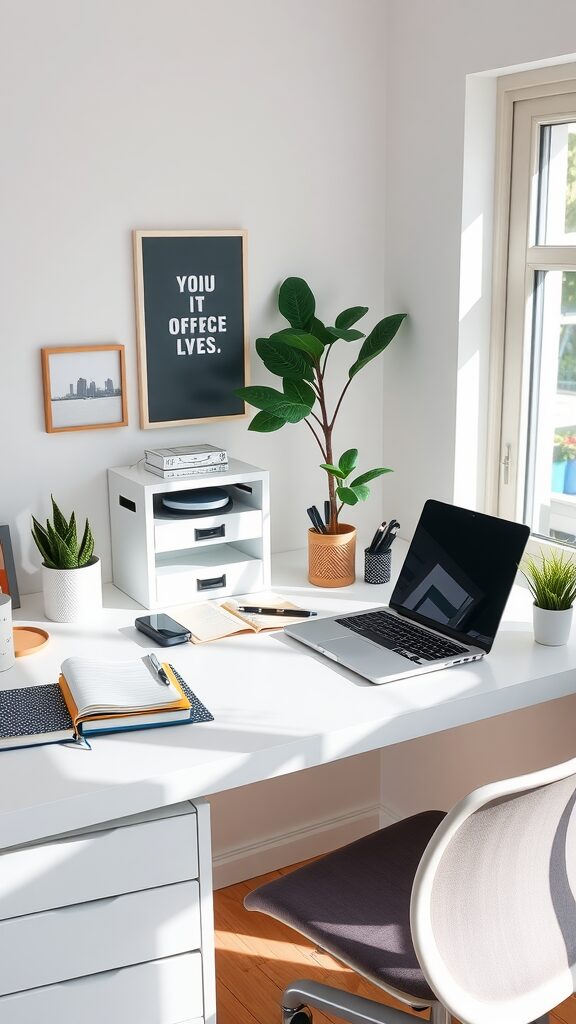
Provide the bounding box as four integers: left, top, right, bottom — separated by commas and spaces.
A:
364, 546, 392, 585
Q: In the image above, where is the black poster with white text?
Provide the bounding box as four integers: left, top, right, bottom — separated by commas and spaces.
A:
138, 233, 247, 425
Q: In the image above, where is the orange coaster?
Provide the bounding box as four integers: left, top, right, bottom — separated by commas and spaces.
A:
13, 626, 50, 657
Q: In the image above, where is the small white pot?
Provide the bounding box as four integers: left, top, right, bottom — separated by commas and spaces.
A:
533, 604, 573, 646
41, 557, 102, 623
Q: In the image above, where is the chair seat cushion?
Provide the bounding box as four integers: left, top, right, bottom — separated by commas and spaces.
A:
244, 810, 446, 1002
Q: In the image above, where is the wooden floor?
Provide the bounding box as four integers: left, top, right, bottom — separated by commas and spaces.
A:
214, 863, 576, 1024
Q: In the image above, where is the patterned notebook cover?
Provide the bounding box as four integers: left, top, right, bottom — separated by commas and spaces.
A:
0, 665, 213, 750
165, 667, 214, 724
0, 683, 72, 743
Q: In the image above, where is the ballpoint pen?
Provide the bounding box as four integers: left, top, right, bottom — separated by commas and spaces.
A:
375, 523, 400, 554
324, 500, 331, 527
307, 506, 327, 534
368, 521, 387, 553
147, 652, 171, 686
237, 606, 318, 617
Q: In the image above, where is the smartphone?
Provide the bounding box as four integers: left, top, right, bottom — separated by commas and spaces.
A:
135, 614, 191, 646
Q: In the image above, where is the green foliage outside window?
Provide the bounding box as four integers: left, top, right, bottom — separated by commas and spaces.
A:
566, 132, 576, 234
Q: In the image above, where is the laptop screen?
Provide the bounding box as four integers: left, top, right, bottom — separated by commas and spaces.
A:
389, 500, 530, 652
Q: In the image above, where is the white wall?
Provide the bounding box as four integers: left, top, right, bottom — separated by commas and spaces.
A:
0, 0, 391, 882
384, 0, 576, 538
0, 0, 391, 596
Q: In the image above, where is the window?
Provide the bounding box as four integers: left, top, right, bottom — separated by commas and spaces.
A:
495, 70, 576, 547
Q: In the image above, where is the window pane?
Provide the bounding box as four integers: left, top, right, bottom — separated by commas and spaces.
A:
525, 270, 576, 544
537, 122, 576, 244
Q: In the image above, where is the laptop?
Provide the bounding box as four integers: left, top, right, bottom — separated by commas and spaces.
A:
284, 500, 530, 684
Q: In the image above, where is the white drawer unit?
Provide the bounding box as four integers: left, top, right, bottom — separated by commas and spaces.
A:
108, 457, 271, 608
0, 802, 199, 920
0, 952, 204, 1024
0, 800, 216, 1024
156, 546, 264, 604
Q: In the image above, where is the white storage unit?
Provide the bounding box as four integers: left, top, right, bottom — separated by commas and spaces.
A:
0, 800, 216, 1024
108, 458, 271, 608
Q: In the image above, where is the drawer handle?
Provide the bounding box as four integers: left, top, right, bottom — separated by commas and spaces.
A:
195, 524, 225, 541
197, 574, 227, 592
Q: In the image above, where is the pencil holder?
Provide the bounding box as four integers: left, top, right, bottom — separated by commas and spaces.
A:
364, 547, 392, 585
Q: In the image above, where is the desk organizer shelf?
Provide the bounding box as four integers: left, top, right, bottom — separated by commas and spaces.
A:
108, 459, 270, 608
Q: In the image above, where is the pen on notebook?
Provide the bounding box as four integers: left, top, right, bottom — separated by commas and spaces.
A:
147, 652, 171, 686
237, 606, 318, 617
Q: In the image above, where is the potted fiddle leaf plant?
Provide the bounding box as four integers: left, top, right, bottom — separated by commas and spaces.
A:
31, 496, 102, 622
236, 277, 406, 586
520, 548, 576, 646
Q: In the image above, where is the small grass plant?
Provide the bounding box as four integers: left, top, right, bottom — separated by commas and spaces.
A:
32, 496, 94, 570
520, 548, 576, 611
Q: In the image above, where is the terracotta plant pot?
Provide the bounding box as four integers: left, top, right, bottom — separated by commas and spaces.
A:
308, 525, 356, 588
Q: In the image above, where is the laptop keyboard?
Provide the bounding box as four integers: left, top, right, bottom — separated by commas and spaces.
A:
336, 610, 469, 662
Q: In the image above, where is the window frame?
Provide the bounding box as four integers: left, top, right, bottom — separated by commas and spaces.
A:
488, 64, 576, 553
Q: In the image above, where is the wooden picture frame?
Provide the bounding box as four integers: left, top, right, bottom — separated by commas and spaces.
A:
41, 344, 128, 433
0, 526, 20, 609
133, 229, 249, 428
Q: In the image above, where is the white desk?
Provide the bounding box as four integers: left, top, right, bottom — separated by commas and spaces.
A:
3, 546, 575, 850
2, 548, 576, 1024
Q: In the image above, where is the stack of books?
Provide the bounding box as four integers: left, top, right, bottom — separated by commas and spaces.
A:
144, 444, 229, 479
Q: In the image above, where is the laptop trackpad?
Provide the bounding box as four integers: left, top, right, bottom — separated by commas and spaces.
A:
322, 637, 410, 675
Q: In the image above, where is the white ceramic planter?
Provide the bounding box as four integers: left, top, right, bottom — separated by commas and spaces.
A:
41, 557, 102, 623
532, 604, 573, 646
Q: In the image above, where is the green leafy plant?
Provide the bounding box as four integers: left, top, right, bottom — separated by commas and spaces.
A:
520, 549, 576, 610
31, 496, 95, 570
235, 277, 406, 531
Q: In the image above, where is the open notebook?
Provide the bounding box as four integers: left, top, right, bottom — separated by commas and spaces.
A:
0, 659, 213, 750
174, 593, 312, 644
58, 657, 191, 734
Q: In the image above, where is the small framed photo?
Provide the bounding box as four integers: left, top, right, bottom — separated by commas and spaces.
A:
0, 526, 20, 609
133, 229, 249, 428
41, 344, 128, 433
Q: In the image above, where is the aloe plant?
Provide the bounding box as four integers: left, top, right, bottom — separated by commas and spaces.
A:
235, 277, 406, 531
32, 496, 95, 569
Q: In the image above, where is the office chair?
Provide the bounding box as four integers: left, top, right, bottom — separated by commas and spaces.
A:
244, 756, 576, 1024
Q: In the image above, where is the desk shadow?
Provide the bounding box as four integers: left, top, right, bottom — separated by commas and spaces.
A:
118, 625, 160, 649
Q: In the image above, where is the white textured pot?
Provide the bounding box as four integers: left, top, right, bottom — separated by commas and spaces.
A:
533, 604, 573, 646
41, 557, 102, 623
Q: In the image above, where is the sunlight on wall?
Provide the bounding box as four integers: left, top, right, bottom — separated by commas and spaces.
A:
459, 215, 484, 321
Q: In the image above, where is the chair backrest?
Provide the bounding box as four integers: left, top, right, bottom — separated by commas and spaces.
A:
411, 757, 576, 1024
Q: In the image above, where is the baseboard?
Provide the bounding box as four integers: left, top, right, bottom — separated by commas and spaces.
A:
379, 801, 401, 828
212, 803, 382, 889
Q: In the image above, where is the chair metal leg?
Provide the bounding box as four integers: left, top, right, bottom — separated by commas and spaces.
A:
282, 980, 422, 1024
429, 1003, 450, 1024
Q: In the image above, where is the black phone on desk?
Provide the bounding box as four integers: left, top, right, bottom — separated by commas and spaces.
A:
135, 614, 192, 646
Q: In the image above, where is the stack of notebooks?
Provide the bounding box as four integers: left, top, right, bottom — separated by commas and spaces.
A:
144, 444, 228, 479
0, 657, 213, 751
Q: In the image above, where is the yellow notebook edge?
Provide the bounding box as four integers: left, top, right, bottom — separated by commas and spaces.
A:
58, 666, 190, 735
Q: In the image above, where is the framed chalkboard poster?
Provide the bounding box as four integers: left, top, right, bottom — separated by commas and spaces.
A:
133, 229, 248, 428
